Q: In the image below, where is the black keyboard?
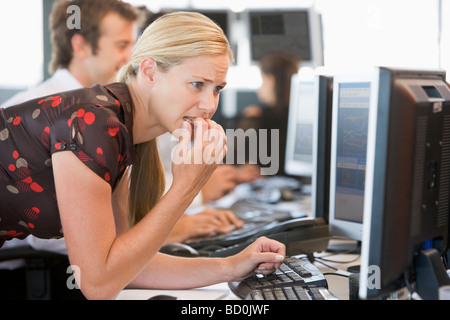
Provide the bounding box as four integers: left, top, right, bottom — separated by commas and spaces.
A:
229, 199, 295, 223
228, 256, 330, 299
250, 286, 338, 300
184, 220, 280, 249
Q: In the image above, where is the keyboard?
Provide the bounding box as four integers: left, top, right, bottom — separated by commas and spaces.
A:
184, 220, 280, 250
230, 199, 295, 222
184, 199, 303, 251
250, 286, 338, 300
228, 256, 332, 300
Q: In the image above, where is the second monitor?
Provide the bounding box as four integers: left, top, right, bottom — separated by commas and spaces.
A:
328, 72, 373, 243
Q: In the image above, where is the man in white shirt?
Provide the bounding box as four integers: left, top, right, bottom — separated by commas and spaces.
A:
0, 0, 139, 299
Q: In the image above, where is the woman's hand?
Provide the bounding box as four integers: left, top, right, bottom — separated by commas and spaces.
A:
171, 117, 227, 198
226, 237, 286, 282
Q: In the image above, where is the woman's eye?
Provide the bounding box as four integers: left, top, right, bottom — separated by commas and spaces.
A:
192, 82, 203, 88
215, 86, 224, 93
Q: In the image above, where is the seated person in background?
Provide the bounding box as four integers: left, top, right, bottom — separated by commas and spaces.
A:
238, 51, 301, 176
0, 11, 286, 300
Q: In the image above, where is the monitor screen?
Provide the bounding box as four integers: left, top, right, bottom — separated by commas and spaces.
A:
245, 8, 323, 68
359, 67, 450, 300
285, 74, 316, 178
328, 73, 373, 242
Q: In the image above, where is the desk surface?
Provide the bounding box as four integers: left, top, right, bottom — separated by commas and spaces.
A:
116, 240, 361, 300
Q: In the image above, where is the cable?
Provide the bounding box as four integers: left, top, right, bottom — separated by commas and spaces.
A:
314, 258, 339, 271
322, 272, 349, 279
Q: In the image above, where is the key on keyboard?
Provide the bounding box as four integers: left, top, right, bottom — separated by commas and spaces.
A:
228, 256, 328, 299
250, 286, 338, 300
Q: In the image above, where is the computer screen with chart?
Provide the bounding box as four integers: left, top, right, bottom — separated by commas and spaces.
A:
328, 73, 373, 242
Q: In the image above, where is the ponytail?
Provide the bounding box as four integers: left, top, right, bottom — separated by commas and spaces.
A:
117, 62, 165, 227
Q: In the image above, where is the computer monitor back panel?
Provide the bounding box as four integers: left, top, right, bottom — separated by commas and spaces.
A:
311, 75, 333, 221
359, 67, 450, 299
328, 73, 374, 241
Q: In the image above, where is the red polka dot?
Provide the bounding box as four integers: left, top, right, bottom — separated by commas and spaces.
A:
27, 223, 35, 229
67, 119, 72, 127
84, 112, 95, 125
76, 109, 85, 118
8, 164, 15, 171
44, 126, 50, 133
96, 147, 103, 155
23, 177, 32, 184
115, 100, 121, 107
13, 116, 21, 126
104, 172, 111, 181
30, 182, 44, 193
108, 127, 119, 136
13, 151, 19, 159
51, 96, 62, 107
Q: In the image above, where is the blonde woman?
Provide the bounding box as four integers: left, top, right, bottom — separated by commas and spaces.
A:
0, 12, 285, 299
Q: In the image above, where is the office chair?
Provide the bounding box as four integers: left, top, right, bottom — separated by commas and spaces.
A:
0, 245, 85, 300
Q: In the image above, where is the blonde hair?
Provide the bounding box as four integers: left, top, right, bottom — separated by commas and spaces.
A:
117, 11, 233, 226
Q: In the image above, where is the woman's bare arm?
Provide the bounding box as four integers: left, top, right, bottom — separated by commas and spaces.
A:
52, 151, 194, 300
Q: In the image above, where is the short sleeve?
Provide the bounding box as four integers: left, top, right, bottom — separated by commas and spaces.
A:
49, 105, 130, 189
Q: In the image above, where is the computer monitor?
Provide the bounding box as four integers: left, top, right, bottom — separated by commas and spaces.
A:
189, 9, 231, 39
310, 75, 333, 221
285, 74, 316, 178
243, 7, 323, 68
328, 73, 373, 242
359, 67, 450, 300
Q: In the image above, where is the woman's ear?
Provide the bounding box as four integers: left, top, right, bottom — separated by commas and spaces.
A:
139, 58, 157, 84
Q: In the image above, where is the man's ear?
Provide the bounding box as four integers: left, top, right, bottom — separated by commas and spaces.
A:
71, 34, 92, 59
139, 57, 157, 84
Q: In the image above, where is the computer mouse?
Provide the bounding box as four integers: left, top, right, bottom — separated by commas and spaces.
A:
148, 294, 177, 300
159, 243, 199, 257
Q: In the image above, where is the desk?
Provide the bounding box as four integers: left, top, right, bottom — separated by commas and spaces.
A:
312, 249, 361, 300
116, 240, 360, 300
116, 283, 233, 300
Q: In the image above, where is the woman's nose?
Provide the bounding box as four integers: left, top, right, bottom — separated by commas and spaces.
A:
198, 92, 217, 115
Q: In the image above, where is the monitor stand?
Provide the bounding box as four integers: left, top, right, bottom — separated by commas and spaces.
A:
414, 248, 450, 300
327, 239, 361, 254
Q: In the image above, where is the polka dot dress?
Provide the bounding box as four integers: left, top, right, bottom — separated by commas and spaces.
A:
0, 83, 136, 247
